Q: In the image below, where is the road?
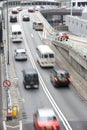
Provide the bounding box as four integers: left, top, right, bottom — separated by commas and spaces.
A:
2, 8, 87, 130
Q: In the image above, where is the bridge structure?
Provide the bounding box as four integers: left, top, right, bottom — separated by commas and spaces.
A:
1, 0, 82, 27
40, 8, 82, 26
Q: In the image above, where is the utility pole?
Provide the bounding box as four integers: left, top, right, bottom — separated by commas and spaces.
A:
7, 0, 9, 65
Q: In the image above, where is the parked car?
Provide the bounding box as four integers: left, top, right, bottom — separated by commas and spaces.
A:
22, 15, 30, 21
55, 32, 69, 41
50, 68, 71, 87
28, 6, 35, 12
14, 49, 27, 61
33, 108, 60, 130
23, 68, 39, 89
10, 15, 17, 23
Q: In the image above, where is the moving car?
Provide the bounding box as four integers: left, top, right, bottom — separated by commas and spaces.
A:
23, 68, 39, 89
50, 68, 71, 87
12, 8, 18, 14
33, 21, 44, 31
28, 6, 35, 12
10, 15, 17, 23
14, 49, 27, 61
11, 24, 23, 43
33, 108, 60, 130
16, 6, 22, 11
22, 15, 30, 21
55, 32, 69, 41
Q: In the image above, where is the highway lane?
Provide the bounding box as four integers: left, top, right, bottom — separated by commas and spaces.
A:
20, 10, 87, 129
7, 9, 87, 130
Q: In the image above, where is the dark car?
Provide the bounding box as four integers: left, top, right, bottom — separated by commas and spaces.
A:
50, 68, 71, 87
22, 15, 30, 21
10, 15, 17, 22
23, 68, 39, 89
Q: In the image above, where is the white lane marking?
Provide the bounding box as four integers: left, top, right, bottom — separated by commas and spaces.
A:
3, 121, 7, 130
19, 120, 22, 130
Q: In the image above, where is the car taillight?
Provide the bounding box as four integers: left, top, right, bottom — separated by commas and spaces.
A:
67, 77, 71, 82
54, 77, 59, 82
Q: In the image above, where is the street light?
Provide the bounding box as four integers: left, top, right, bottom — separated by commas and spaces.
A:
7, 0, 9, 65
70, 0, 72, 15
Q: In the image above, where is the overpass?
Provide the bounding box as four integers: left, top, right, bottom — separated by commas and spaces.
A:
1, 0, 82, 26
40, 8, 82, 16
40, 8, 82, 25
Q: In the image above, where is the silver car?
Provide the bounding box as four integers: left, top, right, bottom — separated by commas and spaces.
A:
14, 49, 27, 61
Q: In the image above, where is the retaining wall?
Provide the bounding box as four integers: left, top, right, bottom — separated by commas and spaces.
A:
53, 41, 87, 81
65, 15, 87, 37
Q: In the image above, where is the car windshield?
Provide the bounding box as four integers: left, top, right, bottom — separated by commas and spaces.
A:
38, 116, 57, 121
16, 52, 25, 55
25, 74, 38, 81
57, 72, 69, 79
38, 23, 43, 25
62, 32, 67, 35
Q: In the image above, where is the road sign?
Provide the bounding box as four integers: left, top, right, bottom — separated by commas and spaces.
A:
3, 80, 11, 88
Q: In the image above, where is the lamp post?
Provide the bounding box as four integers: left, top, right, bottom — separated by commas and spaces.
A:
70, 0, 72, 15
7, 0, 9, 65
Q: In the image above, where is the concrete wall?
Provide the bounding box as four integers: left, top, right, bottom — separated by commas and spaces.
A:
53, 41, 87, 81
65, 15, 87, 37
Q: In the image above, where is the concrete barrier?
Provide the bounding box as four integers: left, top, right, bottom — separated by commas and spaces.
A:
53, 41, 87, 81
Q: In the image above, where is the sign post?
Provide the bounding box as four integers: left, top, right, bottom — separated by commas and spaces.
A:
3, 80, 11, 88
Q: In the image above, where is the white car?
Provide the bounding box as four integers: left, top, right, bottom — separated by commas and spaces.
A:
14, 49, 27, 61
16, 6, 22, 11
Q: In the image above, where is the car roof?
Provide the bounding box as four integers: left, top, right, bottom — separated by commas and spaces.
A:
23, 68, 37, 75
16, 49, 26, 53
54, 68, 69, 74
37, 108, 56, 117
23, 15, 29, 17
33, 21, 43, 24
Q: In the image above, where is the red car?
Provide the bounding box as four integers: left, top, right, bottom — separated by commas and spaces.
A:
33, 108, 60, 130
12, 8, 18, 14
28, 7, 35, 12
55, 32, 69, 41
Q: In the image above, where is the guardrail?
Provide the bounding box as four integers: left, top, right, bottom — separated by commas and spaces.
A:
4, 45, 12, 121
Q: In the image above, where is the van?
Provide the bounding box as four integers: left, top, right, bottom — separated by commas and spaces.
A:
11, 24, 23, 42
33, 21, 44, 31
23, 68, 39, 89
